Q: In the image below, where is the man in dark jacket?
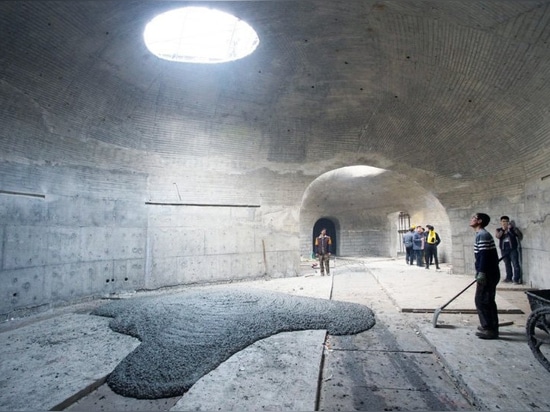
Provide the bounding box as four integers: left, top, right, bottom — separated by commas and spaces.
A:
470, 213, 501, 340
315, 228, 332, 276
495, 215, 524, 284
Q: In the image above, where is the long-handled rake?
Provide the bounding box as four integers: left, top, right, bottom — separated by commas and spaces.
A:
432, 279, 477, 328
433, 255, 508, 328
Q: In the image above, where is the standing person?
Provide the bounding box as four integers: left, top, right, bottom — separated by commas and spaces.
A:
470, 213, 501, 340
424, 225, 441, 270
315, 228, 332, 276
403, 227, 415, 265
423, 226, 430, 265
495, 215, 524, 284
412, 226, 425, 267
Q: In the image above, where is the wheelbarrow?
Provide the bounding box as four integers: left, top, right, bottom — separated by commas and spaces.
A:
525, 289, 550, 373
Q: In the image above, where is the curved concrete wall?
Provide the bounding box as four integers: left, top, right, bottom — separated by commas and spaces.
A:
1, 1, 550, 317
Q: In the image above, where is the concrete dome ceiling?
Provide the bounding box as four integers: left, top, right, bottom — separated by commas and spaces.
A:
303, 166, 423, 213
2, 1, 549, 191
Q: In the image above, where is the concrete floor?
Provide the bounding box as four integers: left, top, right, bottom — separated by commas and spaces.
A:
1, 257, 548, 411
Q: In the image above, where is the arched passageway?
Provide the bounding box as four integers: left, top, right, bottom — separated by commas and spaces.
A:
300, 166, 452, 261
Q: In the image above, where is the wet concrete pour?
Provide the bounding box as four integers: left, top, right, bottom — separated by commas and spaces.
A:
67, 261, 477, 411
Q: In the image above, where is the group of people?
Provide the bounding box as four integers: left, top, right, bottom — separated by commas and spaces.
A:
315, 214, 524, 341
402, 225, 441, 269
402, 214, 524, 341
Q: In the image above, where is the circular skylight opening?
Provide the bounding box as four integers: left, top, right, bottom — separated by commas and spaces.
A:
144, 7, 260, 64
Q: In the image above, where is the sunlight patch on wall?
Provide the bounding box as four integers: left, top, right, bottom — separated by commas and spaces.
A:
333, 165, 386, 178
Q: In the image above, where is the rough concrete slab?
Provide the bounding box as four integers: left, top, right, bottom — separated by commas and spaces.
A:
229, 270, 333, 298
327, 258, 550, 411
321, 348, 471, 411
66, 383, 181, 411
419, 322, 550, 411
0, 313, 139, 411
366, 260, 522, 313
327, 323, 432, 354
2, 258, 548, 412
172, 330, 326, 411
323, 260, 473, 411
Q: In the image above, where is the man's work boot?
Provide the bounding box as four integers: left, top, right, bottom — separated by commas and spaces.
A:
476, 330, 499, 340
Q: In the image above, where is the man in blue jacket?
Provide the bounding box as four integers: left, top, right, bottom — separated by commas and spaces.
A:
412, 226, 425, 267
403, 227, 415, 265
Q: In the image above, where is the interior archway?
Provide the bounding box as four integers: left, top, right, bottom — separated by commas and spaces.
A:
299, 165, 452, 261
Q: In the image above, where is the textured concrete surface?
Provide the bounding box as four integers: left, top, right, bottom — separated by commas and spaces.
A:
365, 259, 523, 315
328, 258, 550, 411
0, 312, 139, 411
2, 258, 548, 412
173, 330, 326, 411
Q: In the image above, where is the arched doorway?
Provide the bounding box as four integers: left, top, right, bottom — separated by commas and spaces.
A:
397, 211, 411, 254
312, 218, 337, 256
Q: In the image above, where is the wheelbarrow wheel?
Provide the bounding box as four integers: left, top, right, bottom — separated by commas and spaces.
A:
526, 306, 550, 373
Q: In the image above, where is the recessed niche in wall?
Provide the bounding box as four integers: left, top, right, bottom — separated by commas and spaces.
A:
144, 7, 260, 64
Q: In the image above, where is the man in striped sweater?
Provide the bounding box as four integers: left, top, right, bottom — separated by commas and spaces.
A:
469, 213, 501, 340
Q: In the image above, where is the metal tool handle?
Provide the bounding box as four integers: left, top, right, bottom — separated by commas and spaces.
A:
439, 279, 477, 311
